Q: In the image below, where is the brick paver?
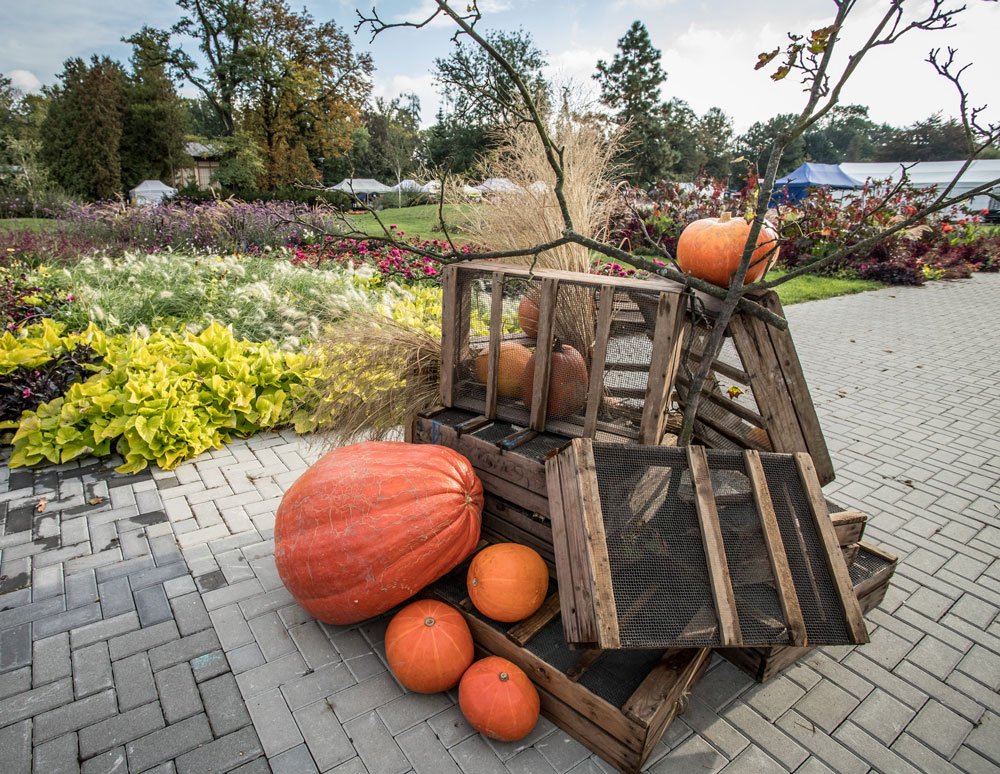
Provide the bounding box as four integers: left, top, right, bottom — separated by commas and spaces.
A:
2, 274, 998, 772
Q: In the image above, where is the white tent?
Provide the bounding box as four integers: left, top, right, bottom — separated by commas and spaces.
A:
330, 178, 393, 196
129, 180, 177, 206
421, 180, 441, 194
462, 185, 483, 199
840, 160, 1000, 212
477, 177, 522, 194
389, 179, 423, 192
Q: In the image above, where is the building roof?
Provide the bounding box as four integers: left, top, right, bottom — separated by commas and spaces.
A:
185, 141, 223, 159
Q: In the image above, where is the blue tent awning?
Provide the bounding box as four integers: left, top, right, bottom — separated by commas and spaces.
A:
771, 162, 863, 203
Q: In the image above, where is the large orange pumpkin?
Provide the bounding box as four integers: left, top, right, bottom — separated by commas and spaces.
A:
473, 341, 532, 398
518, 296, 539, 338
459, 656, 540, 741
519, 341, 589, 418
274, 442, 483, 625
385, 600, 474, 693
467, 543, 549, 622
676, 211, 780, 288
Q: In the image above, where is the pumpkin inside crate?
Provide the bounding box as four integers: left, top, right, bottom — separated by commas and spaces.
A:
441, 262, 687, 444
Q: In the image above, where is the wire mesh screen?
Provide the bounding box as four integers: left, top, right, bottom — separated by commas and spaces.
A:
759, 455, 850, 643
850, 546, 894, 585
591, 444, 718, 648
577, 649, 667, 709
581, 443, 856, 648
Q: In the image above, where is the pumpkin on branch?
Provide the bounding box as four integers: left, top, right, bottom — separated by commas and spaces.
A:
677, 211, 780, 288
274, 442, 483, 625
459, 656, 540, 742
385, 599, 474, 693
467, 543, 549, 622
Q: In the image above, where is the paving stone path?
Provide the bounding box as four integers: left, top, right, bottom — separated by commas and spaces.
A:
1, 274, 998, 773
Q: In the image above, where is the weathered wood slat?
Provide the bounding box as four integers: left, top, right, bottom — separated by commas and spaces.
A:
676, 373, 767, 428
575, 439, 621, 649
529, 278, 560, 431
565, 649, 604, 682
793, 453, 869, 644
684, 348, 751, 384
439, 267, 459, 406
507, 594, 561, 647
686, 445, 742, 647
544, 452, 580, 644
584, 289, 617, 437
744, 450, 807, 647
830, 510, 867, 545
639, 292, 687, 444
483, 272, 506, 418
556, 448, 600, 645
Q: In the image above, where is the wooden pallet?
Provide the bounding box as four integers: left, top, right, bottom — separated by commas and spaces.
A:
719, 541, 897, 682
676, 290, 835, 485
422, 566, 711, 774
544, 439, 868, 650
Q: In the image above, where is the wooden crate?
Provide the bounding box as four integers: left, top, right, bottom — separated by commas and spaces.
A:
719, 541, 898, 682
422, 566, 711, 774
544, 439, 868, 650
440, 261, 688, 443
676, 291, 836, 485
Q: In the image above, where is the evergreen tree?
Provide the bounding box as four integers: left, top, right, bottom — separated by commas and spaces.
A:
120, 42, 189, 189
734, 113, 807, 181
41, 57, 127, 200
182, 96, 228, 137
697, 107, 735, 180
422, 112, 493, 175
594, 21, 671, 186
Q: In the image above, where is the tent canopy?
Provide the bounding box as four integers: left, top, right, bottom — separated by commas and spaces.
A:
772, 163, 862, 203
840, 160, 1000, 210
477, 177, 522, 194
129, 179, 177, 205
330, 178, 393, 195
389, 179, 423, 192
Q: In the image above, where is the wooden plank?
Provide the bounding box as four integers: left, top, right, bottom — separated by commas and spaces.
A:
556, 448, 601, 646
639, 292, 687, 444
755, 292, 835, 485
575, 439, 621, 649
729, 315, 810, 457
545, 454, 582, 645
483, 494, 552, 542
636, 650, 712, 760
624, 648, 711, 728
584, 288, 616, 437
439, 266, 459, 406
483, 272, 506, 419
529, 278, 560, 431
830, 511, 867, 545
686, 445, 742, 647
478, 469, 549, 516
456, 258, 684, 294
507, 594, 561, 647
676, 373, 767, 428
793, 453, 870, 644
684, 348, 751, 384
744, 450, 808, 647
565, 649, 604, 682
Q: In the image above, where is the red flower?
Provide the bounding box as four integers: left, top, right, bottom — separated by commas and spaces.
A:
941, 223, 954, 234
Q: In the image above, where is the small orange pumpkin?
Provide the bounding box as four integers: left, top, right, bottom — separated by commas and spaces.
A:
385, 600, 474, 693
676, 211, 780, 288
459, 656, 540, 741
473, 341, 532, 398
519, 341, 588, 418
468, 543, 549, 622
518, 296, 539, 338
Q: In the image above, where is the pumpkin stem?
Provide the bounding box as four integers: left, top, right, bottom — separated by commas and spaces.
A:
424, 617, 436, 627
499, 672, 510, 682
719, 210, 732, 222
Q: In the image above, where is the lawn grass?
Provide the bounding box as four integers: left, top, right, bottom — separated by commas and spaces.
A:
767, 268, 882, 305
345, 203, 471, 242
0, 218, 63, 232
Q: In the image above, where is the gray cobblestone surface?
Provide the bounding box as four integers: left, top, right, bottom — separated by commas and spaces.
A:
2, 275, 999, 772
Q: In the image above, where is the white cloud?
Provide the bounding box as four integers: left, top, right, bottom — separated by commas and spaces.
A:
371, 72, 440, 126
613, 0, 679, 7
6, 69, 42, 93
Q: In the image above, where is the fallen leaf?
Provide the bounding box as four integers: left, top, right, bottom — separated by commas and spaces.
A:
35, 498, 47, 513
726, 386, 744, 400
883, 349, 894, 353
88, 496, 107, 506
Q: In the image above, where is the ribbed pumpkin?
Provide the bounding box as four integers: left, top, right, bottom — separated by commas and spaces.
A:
274, 442, 483, 625
468, 543, 549, 622
459, 656, 540, 742
385, 600, 474, 693
473, 341, 532, 398
676, 211, 780, 288
517, 296, 540, 338
519, 341, 588, 418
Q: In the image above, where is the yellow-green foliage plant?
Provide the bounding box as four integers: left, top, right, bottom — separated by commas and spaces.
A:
0, 319, 110, 375
9, 321, 321, 472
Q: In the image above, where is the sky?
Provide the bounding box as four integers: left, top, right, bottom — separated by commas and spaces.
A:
1, 0, 997, 134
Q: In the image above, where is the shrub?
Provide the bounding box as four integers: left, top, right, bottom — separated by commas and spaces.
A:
855, 240, 924, 286
1, 229, 104, 268
0, 344, 101, 423
8, 321, 320, 472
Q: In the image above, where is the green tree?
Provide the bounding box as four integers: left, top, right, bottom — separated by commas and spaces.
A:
697, 107, 735, 180
433, 29, 548, 127
660, 99, 700, 179
356, 94, 422, 192
735, 113, 807, 181
422, 112, 493, 175
41, 57, 127, 200
875, 113, 975, 161
182, 96, 228, 137
803, 104, 883, 162
120, 42, 189, 189
127, 0, 256, 137
240, 0, 372, 188
594, 21, 671, 186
